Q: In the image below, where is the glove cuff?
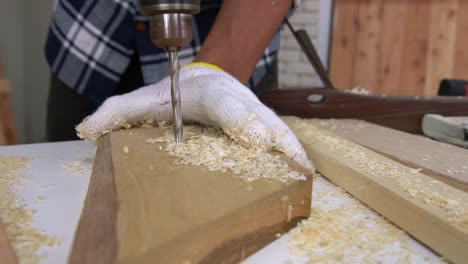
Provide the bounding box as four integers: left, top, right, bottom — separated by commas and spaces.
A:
185, 61, 225, 72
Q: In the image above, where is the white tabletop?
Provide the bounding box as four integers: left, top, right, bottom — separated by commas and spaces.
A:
0, 141, 442, 264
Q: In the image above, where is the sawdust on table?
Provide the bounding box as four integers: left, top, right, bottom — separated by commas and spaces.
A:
61, 157, 93, 175
288, 175, 445, 263
146, 125, 308, 183
0, 155, 59, 264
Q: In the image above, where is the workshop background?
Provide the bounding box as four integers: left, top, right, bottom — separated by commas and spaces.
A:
1, 0, 468, 144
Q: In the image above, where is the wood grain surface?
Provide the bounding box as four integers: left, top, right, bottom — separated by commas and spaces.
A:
330, 0, 468, 96
69, 127, 312, 264
0, 221, 17, 264
260, 88, 468, 134
285, 116, 468, 264
311, 119, 468, 191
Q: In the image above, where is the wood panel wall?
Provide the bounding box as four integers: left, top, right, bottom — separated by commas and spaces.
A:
330, 0, 468, 96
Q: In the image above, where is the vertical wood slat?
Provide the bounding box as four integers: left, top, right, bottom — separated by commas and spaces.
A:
425, 0, 459, 95
330, 0, 360, 89
330, 0, 468, 96
378, 0, 408, 95
399, 1, 431, 95
352, 0, 384, 91
453, 0, 468, 79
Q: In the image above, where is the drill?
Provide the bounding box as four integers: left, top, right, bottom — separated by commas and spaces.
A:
139, 0, 201, 143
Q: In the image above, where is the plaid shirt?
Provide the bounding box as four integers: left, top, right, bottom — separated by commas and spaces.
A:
45, 0, 282, 104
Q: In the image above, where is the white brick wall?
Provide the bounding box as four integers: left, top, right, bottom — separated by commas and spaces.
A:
278, 0, 327, 89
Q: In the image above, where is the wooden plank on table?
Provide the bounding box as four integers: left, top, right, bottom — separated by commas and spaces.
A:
330, 0, 360, 89
311, 119, 468, 191
352, 0, 384, 92
425, 0, 459, 96
0, 221, 17, 264
399, 1, 431, 96
377, 1, 407, 95
69, 127, 312, 264
284, 116, 468, 264
453, 0, 468, 79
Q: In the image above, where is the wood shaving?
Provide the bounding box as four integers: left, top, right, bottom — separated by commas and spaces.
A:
289, 118, 468, 229
289, 175, 445, 263
123, 146, 129, 154
39, 183, 55, 190
151, 125, 306, 183
344, 87, 372, 95
0, 155, 59, 263
61, 157, 93, 175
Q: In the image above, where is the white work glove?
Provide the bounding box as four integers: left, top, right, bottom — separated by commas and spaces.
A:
77, 63, 313, 170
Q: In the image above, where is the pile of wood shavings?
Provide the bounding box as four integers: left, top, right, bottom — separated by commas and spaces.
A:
288, 175, 444, 263
0, 155, 59, 263
290, 119, 468, 229
147, 125, 306, 183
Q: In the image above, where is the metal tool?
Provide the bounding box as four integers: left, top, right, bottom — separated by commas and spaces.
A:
285, 19, 335, 90
139, 0, 201, 143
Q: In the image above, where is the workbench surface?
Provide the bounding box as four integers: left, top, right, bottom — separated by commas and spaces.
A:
0, 141, 443, 263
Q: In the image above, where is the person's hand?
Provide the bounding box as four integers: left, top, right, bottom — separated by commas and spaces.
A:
77, 64, 313, 170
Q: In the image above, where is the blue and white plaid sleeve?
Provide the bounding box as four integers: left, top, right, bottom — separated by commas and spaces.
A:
45, 0, 138, 103
45, 0, 282, 104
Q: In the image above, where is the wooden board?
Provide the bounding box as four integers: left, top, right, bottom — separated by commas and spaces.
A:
260, 88, 468, 134
69, 127, 312, 264
312, 119, 468, 191
0, 221, 16, 264
284, 116, 468, 264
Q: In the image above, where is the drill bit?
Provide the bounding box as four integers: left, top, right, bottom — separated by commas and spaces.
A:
168, 48, 183, 143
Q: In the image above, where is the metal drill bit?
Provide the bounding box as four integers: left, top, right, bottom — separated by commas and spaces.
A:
168, 49, 183, 143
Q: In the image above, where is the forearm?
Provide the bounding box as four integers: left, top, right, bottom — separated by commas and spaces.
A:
194, 0, 293, 84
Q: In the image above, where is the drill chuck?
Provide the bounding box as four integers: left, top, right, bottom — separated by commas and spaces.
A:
139, 0, 201, 49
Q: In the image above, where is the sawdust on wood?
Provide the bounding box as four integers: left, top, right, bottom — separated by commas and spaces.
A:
147, 125, 307, 183
289, 118, 468, 229
0, 155, 59, 263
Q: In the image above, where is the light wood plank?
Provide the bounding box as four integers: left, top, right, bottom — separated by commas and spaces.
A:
312, 119, 468, 191
285, 116, 468, 264
70, 127, 312, 264
425, 0, 459, 95
352, 0, 384, 91
330, 0, 360, 89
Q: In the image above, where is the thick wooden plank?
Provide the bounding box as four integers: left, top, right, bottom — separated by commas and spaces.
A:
260, 88, 468, 134
0, 221, 17, 264
312, 119, 468, 191
70, 127, 312, 264
330, 0, 360, 88
284, 116, 468, 264
399, 1, 431, 95
69, 135, 118, 264
425, 0, 459, 95
377, 1, 407, 95
453, 0, 468, 79
352, 0, 384, 91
